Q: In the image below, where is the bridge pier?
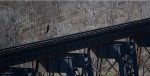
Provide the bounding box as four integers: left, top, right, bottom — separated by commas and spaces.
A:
91, 41, 138, 76
34, 53, 94, 76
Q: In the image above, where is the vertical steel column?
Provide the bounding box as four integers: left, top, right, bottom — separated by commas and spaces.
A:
91, 41, 139, 76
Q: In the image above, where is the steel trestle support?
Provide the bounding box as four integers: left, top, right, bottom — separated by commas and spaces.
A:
0, 18, 150, 69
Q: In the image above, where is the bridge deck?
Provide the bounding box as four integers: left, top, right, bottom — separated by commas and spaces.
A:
0, 18, 150, 69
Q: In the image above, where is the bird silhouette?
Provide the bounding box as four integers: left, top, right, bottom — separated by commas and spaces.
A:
45, 25, 50, 34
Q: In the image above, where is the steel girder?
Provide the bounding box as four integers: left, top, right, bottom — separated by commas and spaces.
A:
0, 18, 150, 69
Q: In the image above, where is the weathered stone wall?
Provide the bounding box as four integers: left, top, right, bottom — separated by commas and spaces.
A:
0, 1, 150, 49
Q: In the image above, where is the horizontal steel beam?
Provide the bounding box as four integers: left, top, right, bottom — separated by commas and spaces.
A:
0, 18, 150, 69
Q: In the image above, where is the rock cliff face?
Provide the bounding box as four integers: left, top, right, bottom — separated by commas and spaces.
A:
0, 1, 149, 48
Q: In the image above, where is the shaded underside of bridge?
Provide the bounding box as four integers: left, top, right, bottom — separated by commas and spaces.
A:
0, 18, 150, 70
